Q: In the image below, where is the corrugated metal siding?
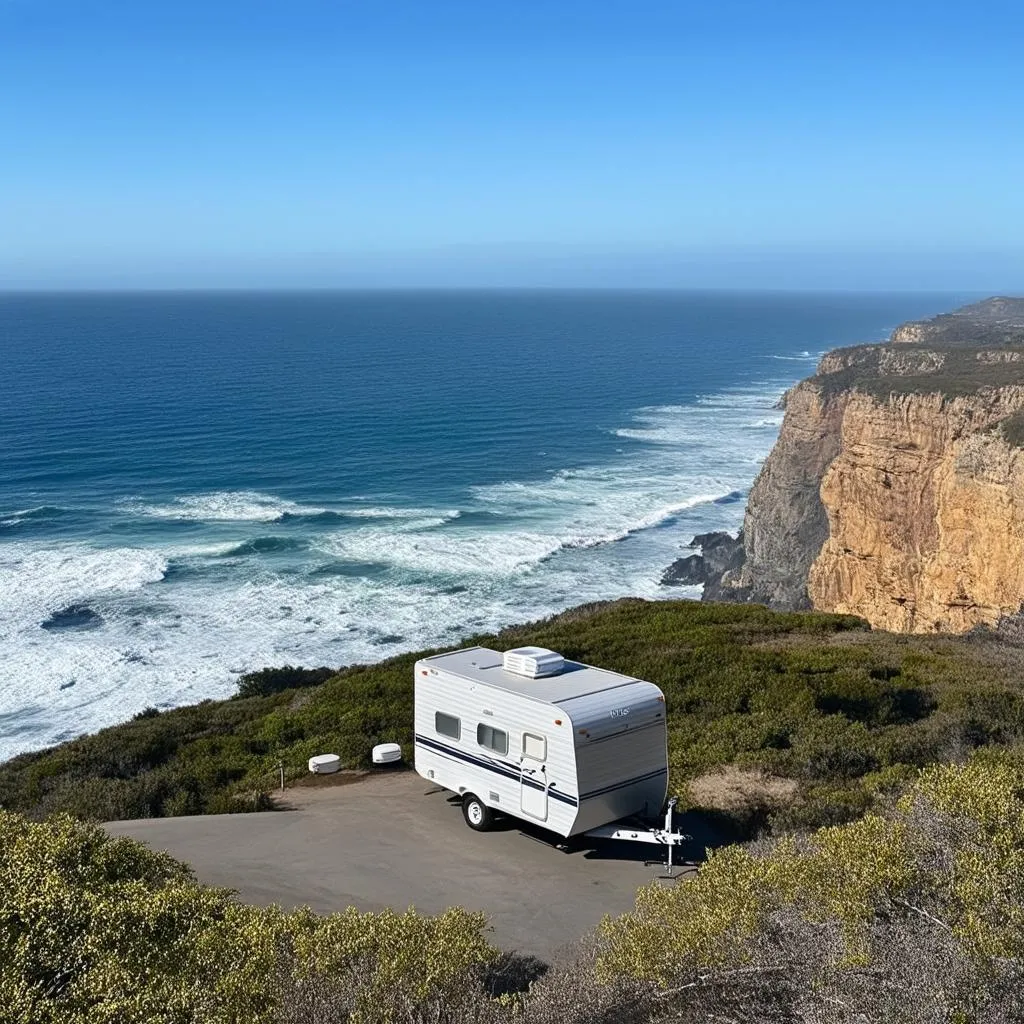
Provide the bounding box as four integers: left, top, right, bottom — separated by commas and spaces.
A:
559, 680, 666, 732
563, 681, 670, 832
413, 661, 580, 837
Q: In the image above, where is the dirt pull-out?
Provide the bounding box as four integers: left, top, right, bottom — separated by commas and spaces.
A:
106, 771, 701, 963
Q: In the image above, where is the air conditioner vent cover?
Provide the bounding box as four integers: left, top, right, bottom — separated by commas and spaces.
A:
503, 646, 564, 678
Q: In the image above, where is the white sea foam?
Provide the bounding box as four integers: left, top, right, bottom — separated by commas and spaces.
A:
170, 542, 244, 558
0, 544, 173, 752
0, 544, 168, 623
319, 524, 559, 575
0, 505, 50, 528
0, 506, 48, 519
120, 493, 463, 526
0, 379, 792, 761
561, 495, 729, 549
120, 491, 329, 523
340, 506, 462, 521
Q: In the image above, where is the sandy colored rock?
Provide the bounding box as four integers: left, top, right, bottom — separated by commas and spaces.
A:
809, 388, 1024, 632
708, 297, 1024, 633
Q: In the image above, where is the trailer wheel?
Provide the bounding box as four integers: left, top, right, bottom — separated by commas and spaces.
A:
462, 793, 494, 831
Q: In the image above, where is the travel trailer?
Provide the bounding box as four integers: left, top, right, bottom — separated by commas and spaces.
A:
413, 645, 685, 857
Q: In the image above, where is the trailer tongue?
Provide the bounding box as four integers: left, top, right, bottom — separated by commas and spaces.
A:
582, 797, 688, 875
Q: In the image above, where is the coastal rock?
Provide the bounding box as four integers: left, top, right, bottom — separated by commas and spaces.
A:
701, 296, 1024, 633
990, 609, 1024, 645
807, 388, 1024, 632
891, 296, 1024, 347
662, 531, 745, 589
714, 380, 844, 609
660, 553, 705, 587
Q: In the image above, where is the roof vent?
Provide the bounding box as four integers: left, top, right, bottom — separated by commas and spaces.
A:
503, 646, 564, 678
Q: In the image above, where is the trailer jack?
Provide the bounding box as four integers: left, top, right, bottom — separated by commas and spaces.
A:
582, 797, 689, 878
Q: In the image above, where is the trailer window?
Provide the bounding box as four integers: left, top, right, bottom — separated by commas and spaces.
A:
476, 723, 508, 755
435, 712, 461, 740
522, 732, 546, 760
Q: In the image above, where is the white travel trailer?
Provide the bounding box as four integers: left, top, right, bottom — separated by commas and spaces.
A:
414, 645, 685, 856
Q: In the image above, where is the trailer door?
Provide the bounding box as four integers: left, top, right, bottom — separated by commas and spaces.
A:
519, 731, 548, 821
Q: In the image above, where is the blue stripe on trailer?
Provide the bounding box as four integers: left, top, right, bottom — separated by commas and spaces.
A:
414, 734, 579, 807
579, 767, 668, 801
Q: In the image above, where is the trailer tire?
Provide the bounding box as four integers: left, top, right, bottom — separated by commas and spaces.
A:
462, 793, 494, 831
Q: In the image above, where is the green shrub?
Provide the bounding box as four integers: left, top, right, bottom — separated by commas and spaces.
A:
0, 810, 497, 1024
4, 599, 1024, 832
596, 758, 1024, 1022
4, 759, 1024, 1023
813, 341, 1024, 401
234, 666, 336, 700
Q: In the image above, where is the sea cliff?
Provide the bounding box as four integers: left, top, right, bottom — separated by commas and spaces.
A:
669, 297, 1024, 633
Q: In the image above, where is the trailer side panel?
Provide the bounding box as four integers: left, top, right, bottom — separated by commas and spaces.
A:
413, 662, 580, 837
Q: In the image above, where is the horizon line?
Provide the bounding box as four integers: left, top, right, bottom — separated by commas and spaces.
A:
0, 285, 992, 297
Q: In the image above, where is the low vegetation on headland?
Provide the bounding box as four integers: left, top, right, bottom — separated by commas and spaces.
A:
5, 597, 1024, 1022
4, 599, 1024, 836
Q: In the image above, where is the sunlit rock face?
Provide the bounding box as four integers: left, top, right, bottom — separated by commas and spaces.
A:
712, 297, 1024, 633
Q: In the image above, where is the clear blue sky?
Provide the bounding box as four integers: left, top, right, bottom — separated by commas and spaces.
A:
3, 0, 1023, 289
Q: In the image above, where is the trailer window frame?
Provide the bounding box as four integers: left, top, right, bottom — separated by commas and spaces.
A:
476, 722, 509, 756
435, 711, 461, 741
522, 732, 547, 760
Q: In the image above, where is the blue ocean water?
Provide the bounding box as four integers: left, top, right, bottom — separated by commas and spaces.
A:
0, 290, 967, 759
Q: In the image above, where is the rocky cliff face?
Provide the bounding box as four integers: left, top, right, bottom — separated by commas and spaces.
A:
703, 297, 1024, 633
716, 381, 844, 609
806, 386, 1024, 631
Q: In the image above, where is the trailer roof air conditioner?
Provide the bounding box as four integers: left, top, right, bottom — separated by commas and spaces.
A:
502, 646, 564, 678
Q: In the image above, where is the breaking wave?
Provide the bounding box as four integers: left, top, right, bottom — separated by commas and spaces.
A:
768, 351, 820, 361
120, 491, 327, 523
0, 380, 790, 760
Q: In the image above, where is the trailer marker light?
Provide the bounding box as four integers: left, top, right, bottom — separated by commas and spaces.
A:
420, 670, 428, 676
554, 719, 562, 725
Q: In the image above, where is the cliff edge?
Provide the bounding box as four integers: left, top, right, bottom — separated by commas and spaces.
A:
685, 297, 1024, 633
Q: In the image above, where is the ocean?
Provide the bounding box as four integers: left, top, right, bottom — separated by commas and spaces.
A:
0, 290, 965, 760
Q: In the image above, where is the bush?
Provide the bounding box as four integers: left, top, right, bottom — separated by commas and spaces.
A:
234, 666, 336, 700
4, 762, 1024, 1024
595, 757, 1024, 1023
0, 810, 498, 1024
5, 599, 1024, 830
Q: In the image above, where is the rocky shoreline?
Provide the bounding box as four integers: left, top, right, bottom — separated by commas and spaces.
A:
660, 531, 745, 601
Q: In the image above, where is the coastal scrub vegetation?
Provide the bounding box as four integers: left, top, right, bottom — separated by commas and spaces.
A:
4, 757, 1023, 1023
3, 599, 1024, 837
234, 665, 337, 700
0, 808, 498, 1024
590, 755, 1024, 1023
813, 343, 1024, 402
997, 408, 1024, 448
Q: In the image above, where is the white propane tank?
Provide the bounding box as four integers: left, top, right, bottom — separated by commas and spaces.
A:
372, 742, 402, 765
308, 753, 341, 774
